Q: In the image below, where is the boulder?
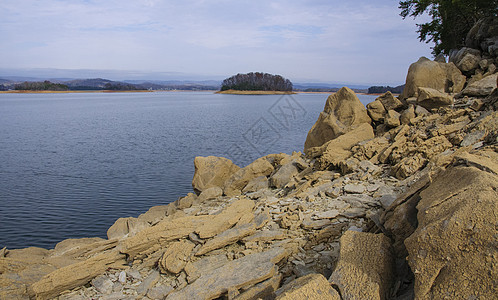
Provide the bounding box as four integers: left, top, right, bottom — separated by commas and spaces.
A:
461, 73, 498, 97
417, 87, 453, 110
191, 156, 240, 194
400, 105, 416, 125
138, 205, 170, 225
197, 187, 223, 203
449, 47, 481, 72
384, 110, 401, 128
242, 176, 269, 193
405, 165, 498, 299
304, 87, 371, 153
166, 248, 288, 300
275, 273, 340, 300
311, 123, 375, 169
400, 57, 466, 100
159, 240, 196, 274
106, 217, 149, 240
329, 231, 393, 300
223, 157, 274, 196
366, 100, 386, 122
377, 91, 403, 111
270, 163, 299, 189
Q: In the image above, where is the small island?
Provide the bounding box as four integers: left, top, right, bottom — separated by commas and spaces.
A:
216, 72, 295, 94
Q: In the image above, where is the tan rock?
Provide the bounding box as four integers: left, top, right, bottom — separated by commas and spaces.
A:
184, 254, 229, 282
270, 162, 299, 189
417, 87, 453, 110
329, 231, 393, 300
377, 91, 403, 111
242, 176, 269, 193
461, 73, 498, 97
196, 223, 257, 256
175, 192, 197, 209
405, 165, 498, 299
191, 156, 240, 194
106, 217, 149, 240
366, 100, 386, 122
275, 273, 340, 300
159, 240, 196, 274
313, 123, 375, 169
197, 186, 223, 202
195, 198, 255, 239
385, 109, 401, 127
223, 158, 274, 196
304, 87, 371, 153
234, 273, 282, 300
166, 248, 288, 300
400, 105, 416, 125
32, 250, 126, 300
400, 57, 466, 100
137, 205, 169, 225
243, 230, 286, 243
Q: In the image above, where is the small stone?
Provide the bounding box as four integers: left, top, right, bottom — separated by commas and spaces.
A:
148, 285, 173, 299
313, 210, 340, 219
118, 271, 126, 284
137, 270, 160, 296
92, 276, 114, 295
343, 184, 366, 194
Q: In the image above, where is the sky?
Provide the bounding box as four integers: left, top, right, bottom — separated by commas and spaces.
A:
0, 0, 433, 86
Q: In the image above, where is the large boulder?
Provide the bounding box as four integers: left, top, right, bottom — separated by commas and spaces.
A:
304, 87, 371, 153
416, 87, 454, 110
461, 73, 498, 97
405, 165, 498, 299
191, 156, 240, 195
449, 47, 481, 72
329, 231, 394, 300
400, 57, 466, 100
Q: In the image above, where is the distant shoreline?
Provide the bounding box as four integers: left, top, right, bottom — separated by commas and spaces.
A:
0, 90, 153, 94
216, 90, 296, 95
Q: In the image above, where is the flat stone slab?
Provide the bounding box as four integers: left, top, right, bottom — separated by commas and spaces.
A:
167, 247, 288, 300
196, 223, 257, 256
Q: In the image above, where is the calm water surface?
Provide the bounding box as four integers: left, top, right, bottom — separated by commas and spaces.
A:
0, 91, 375, 249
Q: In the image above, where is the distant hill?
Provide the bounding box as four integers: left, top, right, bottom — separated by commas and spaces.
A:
367, 85, 405, 94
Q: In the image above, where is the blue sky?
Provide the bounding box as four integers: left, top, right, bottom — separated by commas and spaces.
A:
0, 0, 433, 85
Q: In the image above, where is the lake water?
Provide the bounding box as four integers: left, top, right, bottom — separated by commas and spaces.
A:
0, 91, 376, 249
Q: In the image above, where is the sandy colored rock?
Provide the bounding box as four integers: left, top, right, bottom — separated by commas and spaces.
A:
184, 254, 229, 282
461, 73, 498, 97
196, 223, 257, 256
106, 217, 149, 240
195, 198, 255, 239
366, 100, 386, 122
243, 230, 286, 243
270, 162, 299, 189
166, 248, 288, 300
377, 91, 403, 111
32, 250, 126, 300
235, 273, 282, 300
400, 105, 416, 125
197, 186, 223, 202
313, 123, 374, 169
159, 240, 196, 274
242, 176, 269, 193
385, 109, 401, 127
304, 87, 371, 153
416, 87, 453, 110
223, 157, 274, 196
329, 231, 393, 300
275, 273, 340, 300
137, 205, 169, 225
400, 57, 466, 100
191, 156, 240, 194
405, 165, 498, 299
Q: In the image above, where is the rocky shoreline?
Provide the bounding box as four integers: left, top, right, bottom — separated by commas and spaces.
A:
1, 20, 497, 300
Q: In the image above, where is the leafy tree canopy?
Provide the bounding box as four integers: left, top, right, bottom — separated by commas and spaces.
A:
221, 72, 293, 92
400, 0, 497, 55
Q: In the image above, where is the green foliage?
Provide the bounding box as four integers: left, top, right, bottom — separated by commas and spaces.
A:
399, 0, 498, 55
14, 80, 69, 91
221, 72, 293, 92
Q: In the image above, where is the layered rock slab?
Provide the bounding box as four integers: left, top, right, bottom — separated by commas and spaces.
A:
191, 156, 240, 194
275, 273, 340, 300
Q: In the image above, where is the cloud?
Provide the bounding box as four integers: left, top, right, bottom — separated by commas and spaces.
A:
0, 0, 433, 85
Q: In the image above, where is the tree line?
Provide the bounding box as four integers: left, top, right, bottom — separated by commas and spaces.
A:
221, 72, 293, 91
14, 81, 69, 91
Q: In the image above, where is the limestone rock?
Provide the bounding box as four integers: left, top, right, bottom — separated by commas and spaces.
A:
106, 217, 148, 240
197, 187, 223, 203
166, 248, 288, 300
449, 47, 481, 72
235, 273, 282, 300
270, 163, 299, 189
196, 223, 257, 256
223, 157, 274, 196
366, 100, 386, 122
137, 205, 169, 225
400, 57, 466, 100
242, 176, 269, 193
385, 110, 401, 128
461, 73, 498, 97
405, 166, 498, 299
312, 123, 375, 169
32, 250, 126, 300
304, 87, 371, 153
329, 231, 393, 300
184, 254, 228, 282
195, 198, 255, 239
377, 91, 403, 111
275, 273, 340, 300
400, 105, 416, 125
159, 240, 196, 274
416, 87, 453, 110
191, 156, 240, 194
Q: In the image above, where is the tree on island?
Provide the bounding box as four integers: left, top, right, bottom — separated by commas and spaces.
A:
399, 0, 497, 55
14, 81, 69, 91
220, 72, 293, 91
